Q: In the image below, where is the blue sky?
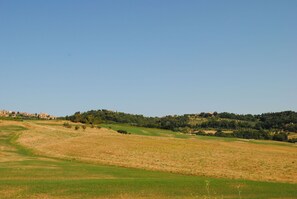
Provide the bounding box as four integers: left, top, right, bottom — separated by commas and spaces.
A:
0, 0, 296, 116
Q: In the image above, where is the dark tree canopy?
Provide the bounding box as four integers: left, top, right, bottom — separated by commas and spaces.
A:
65, 110, 297, 142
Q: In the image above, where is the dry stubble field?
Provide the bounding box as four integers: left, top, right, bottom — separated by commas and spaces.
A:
14, 120, 297, 184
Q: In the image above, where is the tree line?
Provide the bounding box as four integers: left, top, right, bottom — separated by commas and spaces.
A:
64, 109, 297, 142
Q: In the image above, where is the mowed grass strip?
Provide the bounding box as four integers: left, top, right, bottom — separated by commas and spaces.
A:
1, 159, 297, 199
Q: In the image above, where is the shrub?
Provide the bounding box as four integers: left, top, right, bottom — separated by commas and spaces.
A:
96, 126, 101, 129
233, 129, 271, 140
82, 125, 87, 130
117, 129, 129, 134
75, 125, 80, 130
215, 129, 226, 137
63, 122, 71, 128
272, 132, 288, 141
288, 138, 297, 143
194, 130, 206, 136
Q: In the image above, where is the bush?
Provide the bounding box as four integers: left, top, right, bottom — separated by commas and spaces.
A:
233, 129, 271, 140
215, 129, 226, 137
96, 126, 101, 129
82, 125, 87, 130
288, 138, 297, 143
63, 122, 71, 128
117, 129, 129, 134
75, 125, 80, 130
272, 132, 288, 141
194, 130, 206, 136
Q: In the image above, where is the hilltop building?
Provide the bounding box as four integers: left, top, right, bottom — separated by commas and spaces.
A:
0, 109, 56, 120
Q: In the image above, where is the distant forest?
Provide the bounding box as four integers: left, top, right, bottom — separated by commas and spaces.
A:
65, 110, 297, 143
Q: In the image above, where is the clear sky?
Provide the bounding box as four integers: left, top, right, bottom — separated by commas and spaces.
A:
0, 0, 296, 116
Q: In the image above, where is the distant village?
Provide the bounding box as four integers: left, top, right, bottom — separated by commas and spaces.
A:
0, 110, 56, 120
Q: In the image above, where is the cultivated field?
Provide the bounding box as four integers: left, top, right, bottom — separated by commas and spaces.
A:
18, 120, 297, 183
0, 120, 297, 198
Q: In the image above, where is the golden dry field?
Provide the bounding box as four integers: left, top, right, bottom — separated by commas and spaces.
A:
8, 120, 297, 184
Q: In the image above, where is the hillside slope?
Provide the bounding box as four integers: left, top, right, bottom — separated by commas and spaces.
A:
17, 120, 297, 183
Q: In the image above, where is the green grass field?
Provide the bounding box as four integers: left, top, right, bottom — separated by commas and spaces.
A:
1, 124, 296, 198
101, 123, 191, 139
100, 123, 295, 147
100, 123, 247, 142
